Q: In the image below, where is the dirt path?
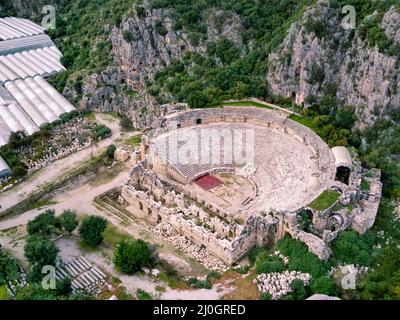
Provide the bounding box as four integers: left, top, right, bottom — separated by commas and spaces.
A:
0, 113, 135, 213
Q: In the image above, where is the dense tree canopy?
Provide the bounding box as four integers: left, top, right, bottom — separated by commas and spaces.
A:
24, 236, 59, 267
27, 210, 59, 237
59, 210, 79, 235
114, 239, 155, 274
79, 216, 108, 247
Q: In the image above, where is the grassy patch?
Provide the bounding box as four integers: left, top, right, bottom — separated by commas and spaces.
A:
308, 190, 340, 211
83, 112, 96, 121
89, 162, 126, 187
290, 114, 318, 132
123, 135, 142, 148
103, 224, 129, 247
116, 286, 135, 300
157, 272, 188, 290
136, 289, 153, 300
26, 199, 58, 211
222, 101, 273, 110
361, 178, 370, 192
218, 271, 260, 300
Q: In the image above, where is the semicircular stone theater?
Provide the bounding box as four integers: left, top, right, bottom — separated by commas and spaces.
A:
121, 106, 382, 266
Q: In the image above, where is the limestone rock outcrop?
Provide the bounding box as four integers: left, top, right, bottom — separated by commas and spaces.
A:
267, 1, 400, 127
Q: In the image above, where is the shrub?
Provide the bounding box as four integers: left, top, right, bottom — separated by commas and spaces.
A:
27, 210, 59, 237
107, 144, 117, 159
91, 125, 111, 140
310, 277, 337, 296
122, 30, 133, 42
56, 278, 72, 296
79, 216, 108, 247
255, 255, 285, 274
187, 278, 212, 289
136, 289, 153, 300
331, 231, 376, 266
59, 210, 79, 235
114, 239, 154, 274
277, 236, 328, 278
290, 279, 308, 300
24, 236, 59, 267
0, 250, 20, 285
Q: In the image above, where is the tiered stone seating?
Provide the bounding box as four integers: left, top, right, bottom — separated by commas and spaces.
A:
150, 107, 336, 213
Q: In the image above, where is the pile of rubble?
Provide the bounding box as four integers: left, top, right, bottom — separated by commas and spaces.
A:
19, 118, 101, 173
254, 271, 311, 300
151, 223, 228, 271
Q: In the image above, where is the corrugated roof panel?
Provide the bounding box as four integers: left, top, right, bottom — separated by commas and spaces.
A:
0, 57, 19, 82
4, 80, 48, 127
0, 104, 24, 132
0, 21, 27, 40
0, 33, 54, 56
18, 50, 50, 74
44, 46, 62, 60
5, 17, 45, 34
24, 77, 62, 119
28, 49, 62, 73
0, 17, 44, 40
0, 156, 11, 175
0, 116, 12, 147
1, 55, 30, 78
7, 102, 39, 135
0, 47, 65, 83
25, 77, 64, 116
34, 76, 75, 113
14, 79, 58, 123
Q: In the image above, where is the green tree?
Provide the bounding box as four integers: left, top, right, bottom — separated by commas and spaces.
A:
310, 277, 337, 296
79, 216, 108, 247
187, 91, 208, 108
24, 236, 59, 267
114, 239, 154, 274
56, 277, 72, 296
331, 231, 376, 266
59, 210, 79, 235
27, 210, 59, 237
0, 249, 20, 285
290, 279, 308, 300
107, 144, 117, 159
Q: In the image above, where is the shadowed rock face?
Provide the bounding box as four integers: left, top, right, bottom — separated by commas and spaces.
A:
5, 0, 64, 18
267, 1, 400, 128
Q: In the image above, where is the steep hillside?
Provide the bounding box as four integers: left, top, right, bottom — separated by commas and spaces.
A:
268, 0, 400, 127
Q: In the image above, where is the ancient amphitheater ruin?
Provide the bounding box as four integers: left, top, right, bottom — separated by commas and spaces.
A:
118, 106, 382, 268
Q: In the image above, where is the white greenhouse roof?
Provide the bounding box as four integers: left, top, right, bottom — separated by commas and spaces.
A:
0, 46, 64, 84
0, 17, 45, 41
0, 155, 11, 177
0, 17, 76, 148
0, 75, 75, 146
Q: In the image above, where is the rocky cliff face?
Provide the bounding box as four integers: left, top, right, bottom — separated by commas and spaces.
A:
267, 1, 400, 127
68, 0, 242, 128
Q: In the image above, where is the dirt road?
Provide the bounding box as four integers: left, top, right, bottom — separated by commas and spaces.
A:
0, 113, 135, 213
